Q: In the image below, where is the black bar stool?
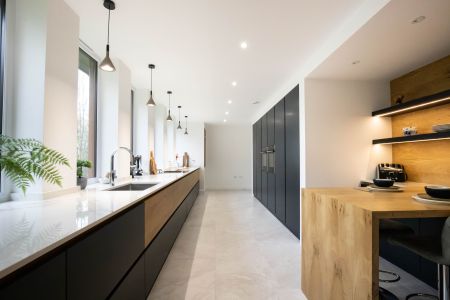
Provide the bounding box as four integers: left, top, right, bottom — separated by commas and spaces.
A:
389, 217, 450, 300
379, 219, 415, 299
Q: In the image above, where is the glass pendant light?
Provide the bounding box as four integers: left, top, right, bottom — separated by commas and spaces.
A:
147, 64, 156, 106
99, 0, 116, 72
184, 116, 189, 135
177, 106, 182, 129
166, 91, 173, 121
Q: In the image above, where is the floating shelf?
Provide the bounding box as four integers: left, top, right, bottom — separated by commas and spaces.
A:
372, 89, 450, 117
373, 131, 450, 145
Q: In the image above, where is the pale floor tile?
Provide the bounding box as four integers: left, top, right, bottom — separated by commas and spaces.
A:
148, 191, 306, 300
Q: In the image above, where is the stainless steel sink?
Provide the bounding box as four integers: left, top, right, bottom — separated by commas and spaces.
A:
106, 183, 158, 191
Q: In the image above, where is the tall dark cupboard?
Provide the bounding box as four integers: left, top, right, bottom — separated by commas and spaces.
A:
253, 85, 300, 238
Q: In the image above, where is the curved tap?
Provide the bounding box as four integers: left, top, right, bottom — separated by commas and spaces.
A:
110, 147, 136, 186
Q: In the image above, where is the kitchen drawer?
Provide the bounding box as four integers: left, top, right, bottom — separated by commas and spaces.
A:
110, 254, 145, 300
67, 204, 144, 300
0, 252, 66, 300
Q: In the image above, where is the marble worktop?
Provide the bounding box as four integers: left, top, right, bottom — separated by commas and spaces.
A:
0, 168, 199, 280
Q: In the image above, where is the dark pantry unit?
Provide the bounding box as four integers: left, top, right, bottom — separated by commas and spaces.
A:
253, 85, 300, 238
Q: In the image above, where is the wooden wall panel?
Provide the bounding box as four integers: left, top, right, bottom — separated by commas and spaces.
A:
390, 55, 450, 186
144, 170, 199, 246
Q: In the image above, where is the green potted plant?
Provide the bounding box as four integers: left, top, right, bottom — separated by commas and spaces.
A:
0, 135, 70, 194
77, 159, 92, 190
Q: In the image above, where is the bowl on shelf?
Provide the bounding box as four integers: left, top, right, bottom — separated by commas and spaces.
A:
425, 186, 450, 199
432, 124, 450, 133
373, 178, 395, 188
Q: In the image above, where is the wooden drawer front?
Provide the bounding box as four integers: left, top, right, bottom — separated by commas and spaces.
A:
144, 170, 199, 246
67, 204, 144, 300
0, 252, 66, 300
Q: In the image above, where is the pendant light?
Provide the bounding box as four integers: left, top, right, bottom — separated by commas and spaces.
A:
177, 106, 182, 129
184, 116, 189, 135
166, 91, 173, 121
147, 64, 156, 106
99, 0, 116, 72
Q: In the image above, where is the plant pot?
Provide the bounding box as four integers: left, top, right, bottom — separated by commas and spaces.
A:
77, 177, 88, 190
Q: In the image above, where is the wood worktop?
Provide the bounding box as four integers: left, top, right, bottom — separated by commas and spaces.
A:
303, 185, 450, 218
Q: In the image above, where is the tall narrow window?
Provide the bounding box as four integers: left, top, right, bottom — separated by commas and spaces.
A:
77, 49, 98, 178
131, 90, 134, 153
0, 0, 5, 133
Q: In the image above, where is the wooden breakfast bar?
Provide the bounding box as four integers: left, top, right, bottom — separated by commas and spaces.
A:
301, 186, 450, 300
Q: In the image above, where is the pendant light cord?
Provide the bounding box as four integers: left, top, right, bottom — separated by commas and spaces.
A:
107, 7, 111, 45
150, 69, 153, 95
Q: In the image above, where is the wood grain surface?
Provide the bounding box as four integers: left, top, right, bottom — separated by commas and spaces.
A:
144, 170, 199, 246
390, 54, 450, 186
301, 186, 450, 300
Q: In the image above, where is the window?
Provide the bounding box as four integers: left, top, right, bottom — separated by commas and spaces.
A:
0, 0, 5, 133
77, 49, 98, 178
131, 90, 134, 153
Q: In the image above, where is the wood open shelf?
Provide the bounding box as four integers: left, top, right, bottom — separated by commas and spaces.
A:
373, 131, 450, 145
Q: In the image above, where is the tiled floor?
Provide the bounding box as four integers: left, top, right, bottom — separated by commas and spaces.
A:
148, 190, 437, 300
148, 190, 305, 300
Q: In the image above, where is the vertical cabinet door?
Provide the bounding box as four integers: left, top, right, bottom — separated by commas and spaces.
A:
275, 99, 286, 223
261, 114, 268, 207
256, 120, 262, 201
67, 204, 145, 300
285, 85, 300, 238
0, 252, 66, 300
253, 123, 257, 197
110, 255, 145, 300
267, 108, 276, 214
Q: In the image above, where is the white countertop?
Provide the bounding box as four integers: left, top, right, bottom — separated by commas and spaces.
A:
0, 168, 199, 280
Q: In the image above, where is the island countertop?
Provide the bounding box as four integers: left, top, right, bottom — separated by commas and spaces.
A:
0, 168, 199, 281
301, 185, 450, 300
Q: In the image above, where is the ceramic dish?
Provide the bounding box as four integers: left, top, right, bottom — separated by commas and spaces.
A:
373, 178, 395, 187
432, 124, 450, 133
425, 186, 450, 199
413, 194, 450, 205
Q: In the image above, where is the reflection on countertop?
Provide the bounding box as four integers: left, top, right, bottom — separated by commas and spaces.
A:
0, 168, 199, 280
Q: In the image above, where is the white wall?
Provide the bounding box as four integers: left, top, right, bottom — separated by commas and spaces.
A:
175, 122, 205, 190
303, 79, 392, 187
133, 89, 151, 173
7, 0, 79, 196
205, 124, 252, 190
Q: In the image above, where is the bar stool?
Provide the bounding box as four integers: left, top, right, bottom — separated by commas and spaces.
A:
379, 219, 415, 300
389, 216, 450, 300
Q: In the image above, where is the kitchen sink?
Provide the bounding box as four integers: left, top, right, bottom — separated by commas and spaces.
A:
106, 183, 158, 191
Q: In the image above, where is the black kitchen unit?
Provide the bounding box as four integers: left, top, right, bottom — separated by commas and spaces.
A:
253, 85, 300, 238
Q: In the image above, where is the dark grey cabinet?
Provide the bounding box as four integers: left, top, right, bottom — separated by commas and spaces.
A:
275, 99, 286, 223
252, 85, 299, 238
285, 85, 300, 238
0, 252, 66, 300
253, 124, 257, 198
110, 255, 145, 300
267, 108, 276, 214
67, 204, 145, 300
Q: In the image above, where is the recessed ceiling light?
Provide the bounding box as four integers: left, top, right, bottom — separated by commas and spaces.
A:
227, 100, 232, 104
240, 41, 248, 49
223, 119, 227, 123
352, 60, 360, 65
411, 16, 426, 24
232, 81, 237, 87
252, 101, 260, 105
225, 111, 229, 115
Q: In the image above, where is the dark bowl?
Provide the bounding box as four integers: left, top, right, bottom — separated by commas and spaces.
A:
373, 178, 395, 188
425, 186, 450, 199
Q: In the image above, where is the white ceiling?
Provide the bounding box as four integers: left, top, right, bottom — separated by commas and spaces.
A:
64, 0, 366, 124
308, 0, 450, 80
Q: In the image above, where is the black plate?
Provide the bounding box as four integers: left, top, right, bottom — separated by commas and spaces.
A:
425, 186, 450, 200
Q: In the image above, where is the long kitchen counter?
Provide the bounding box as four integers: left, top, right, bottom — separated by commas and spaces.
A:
0, 168, 199, 281
301, 185, 450, 300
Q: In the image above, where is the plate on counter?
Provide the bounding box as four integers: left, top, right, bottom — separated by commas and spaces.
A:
432, 124, 450, 133
412, 193, 450, 205
360, 184, 403, 192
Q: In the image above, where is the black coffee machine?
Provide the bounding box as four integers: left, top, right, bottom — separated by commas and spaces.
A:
134, 155, 143, 176
377, 163, 407, 182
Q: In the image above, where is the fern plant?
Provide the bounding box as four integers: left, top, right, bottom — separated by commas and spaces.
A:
0, 135, 70, 193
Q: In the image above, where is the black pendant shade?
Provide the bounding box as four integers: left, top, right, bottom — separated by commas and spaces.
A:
166, 91, 173, 121
147, 64, 156, 106
184, 116, 188, 135
177, 106, 182, 129
99, 0, 116, 72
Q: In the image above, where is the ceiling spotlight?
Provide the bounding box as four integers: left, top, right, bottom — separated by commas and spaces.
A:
225, 111, 229, 115
352, 60, 360, 65
227, 100, 232, 104
232, 81, 237, 87
412, 16, 426, 24
223, 119, 227, 123
240, 41, 248, 49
